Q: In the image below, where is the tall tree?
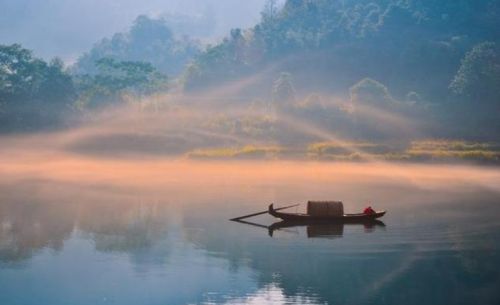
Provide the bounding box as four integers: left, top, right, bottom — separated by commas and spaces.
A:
273, 72, 296, 112
76, 58, 167, 109
448, 41, 500, 137
450, 42, 500, 108
350, 78, 394, 110
73, 15, 200, 77
0, 44, 75, 131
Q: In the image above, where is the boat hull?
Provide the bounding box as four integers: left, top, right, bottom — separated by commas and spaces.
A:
268, 204, 386, 222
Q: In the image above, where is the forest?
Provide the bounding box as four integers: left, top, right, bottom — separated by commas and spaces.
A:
1, 0, 500, 162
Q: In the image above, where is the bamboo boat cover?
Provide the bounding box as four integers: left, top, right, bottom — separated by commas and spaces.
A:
307, 201, 344, 216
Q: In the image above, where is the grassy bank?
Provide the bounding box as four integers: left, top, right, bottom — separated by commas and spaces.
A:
185, 140, 500, 164
185, 145, 286, 160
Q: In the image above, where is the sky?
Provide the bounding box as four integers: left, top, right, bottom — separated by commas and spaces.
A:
0, 0, 270, 62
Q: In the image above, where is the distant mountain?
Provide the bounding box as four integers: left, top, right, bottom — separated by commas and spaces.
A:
71, 15, 200, 77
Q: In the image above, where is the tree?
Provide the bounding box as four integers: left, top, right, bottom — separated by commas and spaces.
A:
73, 15, 200, 77
350, 78, 401, 140
450, 42, 500, 108
273, 72, 296, 109
0, 44, 75, 131
350, 78, 394, 109
38, 58, 76, 107
0, 44, 44, 105
76, 58, 167, 109
181, 28, 251, 92
448, 41, 500, 138
261, 0, 281, 27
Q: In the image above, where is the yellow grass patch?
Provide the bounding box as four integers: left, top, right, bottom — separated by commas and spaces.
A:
186, 145, 285, 159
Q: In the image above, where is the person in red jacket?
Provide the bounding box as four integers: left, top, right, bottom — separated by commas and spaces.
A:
363, 206, 376, 214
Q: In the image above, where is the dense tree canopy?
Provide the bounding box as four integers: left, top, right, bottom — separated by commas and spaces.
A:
447, 41, 500, 137
273, 72, 296, 106
176, 0, 500, 139
0, 44, 75, 131
182, 0, 500, 98
73, 15, 200, 77
450, 42, 500, 107
0, 44, 169, 131
350, 78, 394, 110
76, 58, 167, 109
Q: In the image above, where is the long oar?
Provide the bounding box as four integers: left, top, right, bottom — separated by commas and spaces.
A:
229, 204, 300, 221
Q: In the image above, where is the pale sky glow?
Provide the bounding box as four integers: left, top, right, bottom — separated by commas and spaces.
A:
0, 0, 269, 61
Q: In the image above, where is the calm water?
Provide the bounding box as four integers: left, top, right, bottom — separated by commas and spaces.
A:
0, 162, 499, 305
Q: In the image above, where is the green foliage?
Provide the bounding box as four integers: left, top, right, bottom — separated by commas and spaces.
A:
273, 72, 296, 107
405, 140, 500, 162
411, 140, 500, 152
186, 145, 285, 160
350, 78, 394, 109
349, 78, 426, 141
450, 42, 500, 104
0, 44, 75, 131
308, 141, 391, 155
0, 44, 39, 103
307, 140, 500, 163
181, 0, 499, 104
184, 140, 500, 163
73, 15, 200, 77
182, 28, 251, 91
76, 58, 167, 109
200, 110, 276, 139
447, 42, 500, 138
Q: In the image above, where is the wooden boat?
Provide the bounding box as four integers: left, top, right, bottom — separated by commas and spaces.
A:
268, 204, 386, 222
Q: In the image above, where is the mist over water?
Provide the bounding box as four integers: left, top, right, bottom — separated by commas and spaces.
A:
1, 99, 499, 197
1, 108, 500, 305
1, 145, 500, 304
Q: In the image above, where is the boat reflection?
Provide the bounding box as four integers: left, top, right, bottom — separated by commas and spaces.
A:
232, 219, 386, 238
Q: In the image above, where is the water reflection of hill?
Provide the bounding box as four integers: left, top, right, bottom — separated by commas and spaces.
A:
77, 202, 169, 252
0, 183, 171, 264
0, 199, 76, 262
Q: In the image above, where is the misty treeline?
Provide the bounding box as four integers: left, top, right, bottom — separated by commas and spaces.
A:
1, 0, 500, 141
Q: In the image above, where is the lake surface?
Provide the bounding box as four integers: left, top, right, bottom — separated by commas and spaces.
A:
1, 160, 499, 305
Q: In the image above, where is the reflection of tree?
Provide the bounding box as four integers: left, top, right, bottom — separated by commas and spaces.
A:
450, 228, 499, 282
77, 202, 169, 253
0, 200, 77, 262
0, 190, 171, 264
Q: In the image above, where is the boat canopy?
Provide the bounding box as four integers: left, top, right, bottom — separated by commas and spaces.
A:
307, 201, 344, 216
